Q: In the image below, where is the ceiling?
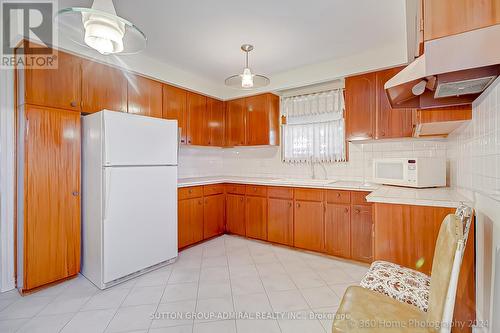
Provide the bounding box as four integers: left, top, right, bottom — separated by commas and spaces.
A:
56, 0, 411, 99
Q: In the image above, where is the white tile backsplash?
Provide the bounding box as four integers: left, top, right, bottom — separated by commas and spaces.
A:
448, 76, 500, 201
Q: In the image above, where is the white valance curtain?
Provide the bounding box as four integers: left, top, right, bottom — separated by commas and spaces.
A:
282, 89, 346, 163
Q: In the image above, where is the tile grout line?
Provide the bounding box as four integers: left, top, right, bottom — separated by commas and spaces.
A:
101, 278, 138, 333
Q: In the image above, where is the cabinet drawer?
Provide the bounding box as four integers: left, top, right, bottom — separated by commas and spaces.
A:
352, 191, 371, 205
268, 186, 293, 199
294, 188, 324, 202
178, 186, 203, 200
225, 183, 246, 195
326, 190, 351, 204
203, 184, 224, 196
245, 185, 267, 197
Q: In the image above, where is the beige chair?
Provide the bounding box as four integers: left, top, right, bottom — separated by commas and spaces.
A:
332, 205, 473, 333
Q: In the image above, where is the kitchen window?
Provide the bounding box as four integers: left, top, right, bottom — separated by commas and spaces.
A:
281, 89, 346, 163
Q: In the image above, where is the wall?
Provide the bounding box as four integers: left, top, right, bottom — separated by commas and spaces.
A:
447, 77, 500, 333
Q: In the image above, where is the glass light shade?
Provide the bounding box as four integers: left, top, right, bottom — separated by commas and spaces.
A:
241, 68, 254, 88
56, 7, 146, 55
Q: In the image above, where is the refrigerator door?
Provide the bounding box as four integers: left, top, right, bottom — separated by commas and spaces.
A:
103, 111, 178, 166
102, 165, 177, 284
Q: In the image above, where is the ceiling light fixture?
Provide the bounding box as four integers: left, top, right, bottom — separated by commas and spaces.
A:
225, 44, 270, 89
56, 0, 146, 55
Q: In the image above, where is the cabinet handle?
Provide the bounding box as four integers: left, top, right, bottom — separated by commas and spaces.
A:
355, 208, 360, 214
253, 187, 257, 192
70, 101, 77, 107
72, 191, 79, 196
181, 139, 185, 143
344, 208, 349, 213
336, 193, 341, 198
240, 197, 243, 202
381, 131, 386, 137
188, 189, 193, 194
188, 140, 191, 144
296, 203, 300, 208
288, 202, 292, 208
198, 200, 202, 205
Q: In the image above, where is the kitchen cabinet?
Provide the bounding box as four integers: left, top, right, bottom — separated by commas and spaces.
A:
413, 105, 472, 137
375, 67, 414, 139
245, 195, 267, 240
225, 98, 246, 146
373, 202, 475, 333
345, 72, 376, 141
245, 93, 280, 145
345, 67, 414, 141
294, 189, 324, 252
81, 60, 127, 113
178, 196, 204, 249
163, 84, 187, 144
18, 105, 81, 292
19, 46, 82, 111
423, 0, 500, 41
204, 193, 225, 238
127, 75, 163, 118
206, 97, 225, 146
325, 204, 351, 258
350, 204, 373, 263
268, 198, 294, 246
226, 194, 246, 236
186, 92, 207, 145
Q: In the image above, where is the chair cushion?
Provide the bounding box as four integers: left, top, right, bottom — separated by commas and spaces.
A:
360, 261, 430, 312
332, 286, 434, 333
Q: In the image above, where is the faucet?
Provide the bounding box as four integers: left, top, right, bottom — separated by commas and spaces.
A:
310, 158, 328, 180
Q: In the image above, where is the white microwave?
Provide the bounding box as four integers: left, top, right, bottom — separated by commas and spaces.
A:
372, 157, 446, 188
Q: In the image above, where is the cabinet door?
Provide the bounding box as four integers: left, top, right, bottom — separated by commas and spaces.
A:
81, 60, 127, 113
226, 98, 246, 146
325, 204, 351, 258
178, 197, 204, 249
127, 75, 162, 118
424, 0, 500, 41
163, 84, 187, 144
204, 194, 225, 239
375, 67, 414, 139
206, 97, 224, 146
22, 105, 81, 291
294, 200, 324, 252
245, 94, 269, 145
268, 198, 293, 246
351, 204, 373, 263
186, 92, 207, 145
23, 49, 81, 111
245, 196, 267, 240
226, 194, 246, 236
345, 72, 376, 141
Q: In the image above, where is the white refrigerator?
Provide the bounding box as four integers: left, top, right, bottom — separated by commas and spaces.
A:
81, 110, 178, 289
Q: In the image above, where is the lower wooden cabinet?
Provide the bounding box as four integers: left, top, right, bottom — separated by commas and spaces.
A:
204, 194, 225, 238
294, 199, 324, 252
350, 204, 373, 263
267, 198, 294, 246
178, 197, 204, 248
245, 196, 267, 240
325, 204, 351, 258
226, 194, 246, 236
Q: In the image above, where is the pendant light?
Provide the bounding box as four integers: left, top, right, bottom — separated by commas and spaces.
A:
56, 0, 146, 55
225, 44, 270, 89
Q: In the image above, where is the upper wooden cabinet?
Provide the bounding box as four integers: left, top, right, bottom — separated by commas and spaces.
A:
345, 72, 376, 140
19, 48, 82, 111
206, 97, 225, 146
81, 60, 127, 113
424, 0, 500, 41
345, 67, 414, 141
225, 98, 246, 146
162, 84, 187, 144
225, 93, 280, 146
127, 75, 162, 118
413, 105, 472, 137
186, 92, 207, 145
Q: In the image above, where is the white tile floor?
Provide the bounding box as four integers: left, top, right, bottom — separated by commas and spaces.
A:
0, 235, 369, 333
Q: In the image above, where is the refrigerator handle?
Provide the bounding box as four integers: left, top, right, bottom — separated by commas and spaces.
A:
177, 128, 181, 157
103, 169, 112, 221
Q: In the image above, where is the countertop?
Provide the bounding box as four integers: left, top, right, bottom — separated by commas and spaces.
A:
177, 176, 469, 208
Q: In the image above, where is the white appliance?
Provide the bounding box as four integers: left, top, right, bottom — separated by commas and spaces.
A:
372, 157, 446, 188
81, 110, 178, 289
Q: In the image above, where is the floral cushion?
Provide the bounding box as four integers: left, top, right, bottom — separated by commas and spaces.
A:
360, 260, 430, 312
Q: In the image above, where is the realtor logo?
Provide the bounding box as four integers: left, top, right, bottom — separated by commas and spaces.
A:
1, 1, 57, 68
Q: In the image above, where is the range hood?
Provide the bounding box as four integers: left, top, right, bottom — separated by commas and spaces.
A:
385, 24, 500, 109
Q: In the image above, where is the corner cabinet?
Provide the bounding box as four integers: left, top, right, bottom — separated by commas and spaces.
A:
345, 67, 414, 141
225, 93, 280, 146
